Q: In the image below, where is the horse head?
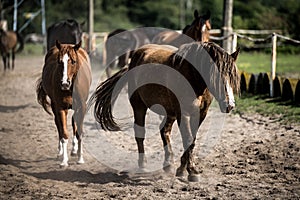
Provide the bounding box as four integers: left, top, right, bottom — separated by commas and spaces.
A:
213, 47, 240, 113
183, 10, 211, 42
56, 40, 81, 91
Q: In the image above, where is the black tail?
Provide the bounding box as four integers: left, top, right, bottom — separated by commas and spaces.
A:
88, 66, 129, 131
36, 78, 52, 115
15, 31, 24, 53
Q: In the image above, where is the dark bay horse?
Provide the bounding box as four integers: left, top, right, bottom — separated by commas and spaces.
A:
152, 10, 211, 47
89, 42, 240, 181
0, 29, 24, 70
36, 40, 92, 166
103, 28, 150, 77
47, 19, 84, 51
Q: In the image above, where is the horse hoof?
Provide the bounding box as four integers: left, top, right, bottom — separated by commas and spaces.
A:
60, 162, 68, 167
71, 151, 77, 156
163, 165, 174, 174
77, 158, 84, 164
136, 167, 147, 173
175, 169, 185, 177
188, 174, 200, 182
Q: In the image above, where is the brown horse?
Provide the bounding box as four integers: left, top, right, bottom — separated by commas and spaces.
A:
0, 29, 24, 70
104, 28, 150, 77
89, 42, 240, 181
152, 10, 211, 47
36, 40, 92, 166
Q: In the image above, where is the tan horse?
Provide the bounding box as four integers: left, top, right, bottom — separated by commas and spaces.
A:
0, 29, 24, 70
89, 42, 240, 181
36, 40, 92, 166
152, 10, 211, 47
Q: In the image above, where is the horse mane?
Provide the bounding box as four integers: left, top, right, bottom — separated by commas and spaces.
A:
171, 42, 240, 94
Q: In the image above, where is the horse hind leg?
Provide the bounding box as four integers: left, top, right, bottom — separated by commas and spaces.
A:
72, 109, 85, 164
160, 116, 175, 173
131, 93, 148, 172
12, 51, 15, 70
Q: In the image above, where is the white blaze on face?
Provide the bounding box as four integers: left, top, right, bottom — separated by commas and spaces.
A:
201, 24, 207, 32
226, 80, 235, 107
62, 53, 69, 84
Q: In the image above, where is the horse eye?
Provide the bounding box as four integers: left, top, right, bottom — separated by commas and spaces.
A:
71, 60, 76, 65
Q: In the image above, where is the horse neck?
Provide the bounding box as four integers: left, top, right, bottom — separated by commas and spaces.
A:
184, 26, 201, 42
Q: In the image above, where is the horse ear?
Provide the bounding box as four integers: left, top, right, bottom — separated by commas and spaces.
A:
56, 40, 61, 50
231, 47, 240, 61
73, 41, 81, 51
194, 10, 199, 19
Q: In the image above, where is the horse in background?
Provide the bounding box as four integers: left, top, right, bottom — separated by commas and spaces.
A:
47, 19, 84, 51
103, 28, 150, 77
152, 10, 211, 47
36, 40, 92, 166
0, 29, 24, 70
89, 42, 240, 181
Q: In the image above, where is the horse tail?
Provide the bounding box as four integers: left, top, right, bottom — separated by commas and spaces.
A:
36, 78, 52, 115
15, 31, 24, 53
88, 66, 129, 131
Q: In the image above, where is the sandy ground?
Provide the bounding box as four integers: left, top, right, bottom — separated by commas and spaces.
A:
0, 55, 299, 199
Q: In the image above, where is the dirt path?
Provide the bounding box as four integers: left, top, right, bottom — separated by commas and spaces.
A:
0, 55, 299, 199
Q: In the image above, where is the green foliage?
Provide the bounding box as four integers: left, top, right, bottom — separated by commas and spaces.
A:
1, 0, 300, 39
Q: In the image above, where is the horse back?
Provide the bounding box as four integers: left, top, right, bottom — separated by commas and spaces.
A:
130, 44, 177, 68
47, 20, 83, 51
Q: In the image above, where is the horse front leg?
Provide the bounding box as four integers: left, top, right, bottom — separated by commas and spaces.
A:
71, 117, 78, 156
159, 116, 175, 173
7, 52, 10, 70
53, 108, 69, 166
176, 115, 200, 182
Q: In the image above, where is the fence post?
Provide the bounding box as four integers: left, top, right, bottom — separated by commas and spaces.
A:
270, 33, 277, 97
232, 32, 237, 53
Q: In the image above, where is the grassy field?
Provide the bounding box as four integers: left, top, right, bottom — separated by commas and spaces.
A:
236, 51, 300, 124
237, 52, 300, 78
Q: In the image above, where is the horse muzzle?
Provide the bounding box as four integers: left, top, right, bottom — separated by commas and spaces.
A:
219, 101, 235, 113
61, 80, 71, 90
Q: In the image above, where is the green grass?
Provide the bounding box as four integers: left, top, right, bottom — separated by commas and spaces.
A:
236, 51, 300, 124
237, 52, 300, 78
233, 94, 300, 125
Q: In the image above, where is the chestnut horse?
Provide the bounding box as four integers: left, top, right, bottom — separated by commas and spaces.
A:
152, 10, 211, 47
47, 19, 84, 51
36, 40, 92, 166
89, 42, 240, 181
0, 29, 24, 70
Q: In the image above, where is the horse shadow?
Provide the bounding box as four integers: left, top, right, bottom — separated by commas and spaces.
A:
0, 104, 29, 113
0, 154, 157, 185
